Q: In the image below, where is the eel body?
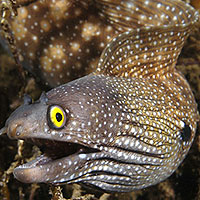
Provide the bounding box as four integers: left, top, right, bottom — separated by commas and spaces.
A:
0, 0, 199, 192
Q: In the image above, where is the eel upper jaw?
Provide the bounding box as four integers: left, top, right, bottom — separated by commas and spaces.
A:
13, 138, 101, 184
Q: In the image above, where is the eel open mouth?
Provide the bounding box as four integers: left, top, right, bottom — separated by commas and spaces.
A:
14, 138, 100, 184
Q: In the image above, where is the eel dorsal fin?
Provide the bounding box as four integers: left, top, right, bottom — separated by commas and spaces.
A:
95, 0, 199, 78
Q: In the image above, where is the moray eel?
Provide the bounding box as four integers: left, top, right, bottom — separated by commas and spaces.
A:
2, 0, 198, 88
0, 0, 199, 192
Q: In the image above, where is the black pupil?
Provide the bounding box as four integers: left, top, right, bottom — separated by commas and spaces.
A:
56, 113, 63, 122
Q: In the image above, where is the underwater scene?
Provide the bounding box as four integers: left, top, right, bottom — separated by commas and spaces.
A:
0, 0, 200, 199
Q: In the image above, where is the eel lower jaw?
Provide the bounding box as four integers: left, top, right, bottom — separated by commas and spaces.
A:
13, 154, 53, 183
13, 138, 100, 184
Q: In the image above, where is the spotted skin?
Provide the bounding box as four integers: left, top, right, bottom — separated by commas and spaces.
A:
1, 0, 200, 193
1, 0, 121, 87
2, 0, 196, 87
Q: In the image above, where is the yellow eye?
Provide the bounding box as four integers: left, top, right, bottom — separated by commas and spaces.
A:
48, 105, 67, 129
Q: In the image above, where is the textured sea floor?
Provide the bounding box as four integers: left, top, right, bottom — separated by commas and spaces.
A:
0, 5, 200, 200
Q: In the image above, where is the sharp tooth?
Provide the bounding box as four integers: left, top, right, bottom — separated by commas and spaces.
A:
17, 154, 52, 169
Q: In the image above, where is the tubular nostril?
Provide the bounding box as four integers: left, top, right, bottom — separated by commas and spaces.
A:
0, 127, 7, 136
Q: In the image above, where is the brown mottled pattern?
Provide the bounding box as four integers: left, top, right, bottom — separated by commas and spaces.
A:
2, 0, 121, 87
0, 0, 199, 193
